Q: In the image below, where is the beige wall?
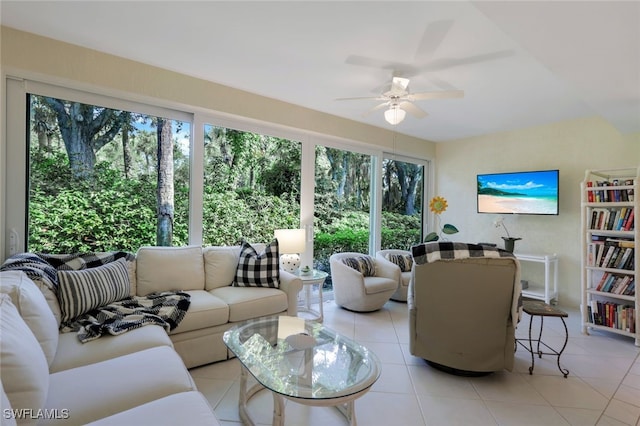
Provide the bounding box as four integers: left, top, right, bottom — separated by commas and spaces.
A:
0, 26, 434, 158
436, 117, 639, 307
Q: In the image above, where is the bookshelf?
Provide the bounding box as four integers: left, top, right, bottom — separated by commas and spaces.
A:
581, 167, 638, 346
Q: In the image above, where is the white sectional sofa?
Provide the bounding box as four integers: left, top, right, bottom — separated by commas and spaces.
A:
0, 243, 303, 425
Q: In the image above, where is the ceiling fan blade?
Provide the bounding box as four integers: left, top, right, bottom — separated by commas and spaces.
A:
414, 20, 454, 62
345, 55, 421, 77
422, 50, 515, 72
399, 101, 428, 119
409, 90, 464, 101
335, 96, 385, 101
364, 102, 390, 116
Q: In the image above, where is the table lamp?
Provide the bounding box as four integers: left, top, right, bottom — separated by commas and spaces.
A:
274, 228, 306, 273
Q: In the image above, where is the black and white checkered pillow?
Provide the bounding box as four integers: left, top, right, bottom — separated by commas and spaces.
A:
233, 240, 280, 288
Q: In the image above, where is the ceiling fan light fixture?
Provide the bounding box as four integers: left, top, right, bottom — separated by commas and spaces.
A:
384, 106, 406, 125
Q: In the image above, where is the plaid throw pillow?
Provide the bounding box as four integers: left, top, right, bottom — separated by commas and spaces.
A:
234, 240, 280, 288
57, 258, 130, 323
385, 253, 413, 272
341, 255, 376, 277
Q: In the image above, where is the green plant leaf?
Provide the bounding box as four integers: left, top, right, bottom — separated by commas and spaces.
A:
442, 224, 459, 234
424, 232, 439, 242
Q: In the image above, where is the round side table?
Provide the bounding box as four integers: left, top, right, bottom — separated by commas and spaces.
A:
296, 270, 328, 322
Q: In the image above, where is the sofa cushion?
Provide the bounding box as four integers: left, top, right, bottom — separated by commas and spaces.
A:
211, 286, 288, 322
85, 391, 219, 426
0, 380, 17, 426
136, 246, 204, 295
363, 276, 399, 295
0, 294, 49, 426
0, 271, 59, 366
342, 255, 376, 276
203, 245, 241, 290
203, 244, 267, 290
57, 258, 130, 323
49, 324, 173, 373
234, 240, 279, 288
385, 253, 414, 272
170, 290, 229, 334
43, 346, 196, 426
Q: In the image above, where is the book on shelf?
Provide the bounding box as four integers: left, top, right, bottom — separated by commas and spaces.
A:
615, 247, 634, 270
587, 179, 635, 203
587, 181, 595, 202
589, 301, 636, 332
623, 208, 634, 231
600, 245, 616, 268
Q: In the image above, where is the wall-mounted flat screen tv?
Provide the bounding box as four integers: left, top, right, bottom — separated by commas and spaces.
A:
477, 169, 559, 215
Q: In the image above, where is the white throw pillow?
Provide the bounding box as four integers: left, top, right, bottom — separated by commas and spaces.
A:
0, 294, 49, 426
136, 246, 204, 295
203, 246, 242, 290
0, 270, 59, 367
57, 258, 130, 323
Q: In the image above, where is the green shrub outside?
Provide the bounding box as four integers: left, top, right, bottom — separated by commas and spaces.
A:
28, 154, 421, 269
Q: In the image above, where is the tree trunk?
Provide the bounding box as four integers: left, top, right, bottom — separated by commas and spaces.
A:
156, 118, 174, 246
42, 98, 126, 179
121, 115, 132, 179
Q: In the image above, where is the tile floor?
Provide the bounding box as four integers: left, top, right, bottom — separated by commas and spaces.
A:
190, 299, 640, 426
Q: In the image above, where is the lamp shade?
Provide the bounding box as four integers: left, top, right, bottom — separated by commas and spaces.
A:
384, 107, 406, 125
274, 229, 306, 254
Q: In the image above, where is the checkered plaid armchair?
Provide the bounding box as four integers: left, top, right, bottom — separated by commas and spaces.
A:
329, 252, 398, 312
408, 242, 522, 374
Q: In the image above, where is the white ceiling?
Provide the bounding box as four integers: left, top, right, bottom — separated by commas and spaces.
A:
2, 1, 639, 142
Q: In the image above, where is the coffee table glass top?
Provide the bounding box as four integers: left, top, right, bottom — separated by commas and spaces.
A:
223, 316, 380, 400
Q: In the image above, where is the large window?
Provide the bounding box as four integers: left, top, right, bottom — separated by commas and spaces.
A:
27, 94, 190, 252
314, 146, 372, 282
4, 78, 428, 267
201, 124, 301, 245
381, 158, 424, 250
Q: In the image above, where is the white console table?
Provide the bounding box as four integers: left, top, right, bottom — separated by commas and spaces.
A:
515, 253, 559, 304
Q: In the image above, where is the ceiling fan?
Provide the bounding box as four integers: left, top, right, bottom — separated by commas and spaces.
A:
336, 76, 464, 125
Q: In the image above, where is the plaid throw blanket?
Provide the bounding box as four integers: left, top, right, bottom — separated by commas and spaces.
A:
0, 251, 135, 291
412, 241, 515, 265
411, 242, 522, 322
0, 252, 58, 290
63, 291, 191, 343
1, 251, 190, 342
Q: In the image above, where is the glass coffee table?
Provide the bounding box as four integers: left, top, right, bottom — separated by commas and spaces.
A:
223, 316, 380, 426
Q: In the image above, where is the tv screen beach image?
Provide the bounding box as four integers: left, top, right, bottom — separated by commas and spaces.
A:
477, 170, 559, 214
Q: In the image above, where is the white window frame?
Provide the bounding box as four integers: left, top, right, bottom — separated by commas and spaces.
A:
2, 72, 431, 261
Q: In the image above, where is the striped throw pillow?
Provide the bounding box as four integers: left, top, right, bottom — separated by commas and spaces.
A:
385, 253, 414, 272
341, 255, 376, 277
233, 240, 280, 288
57, 258, 130, 323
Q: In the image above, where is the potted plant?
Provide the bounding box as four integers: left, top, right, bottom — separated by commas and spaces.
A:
300, 265, 312, 276
494, 217, 521, 252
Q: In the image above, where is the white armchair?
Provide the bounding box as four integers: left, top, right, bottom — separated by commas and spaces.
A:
329, 252, 398, 312
375, 249, 412, 302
